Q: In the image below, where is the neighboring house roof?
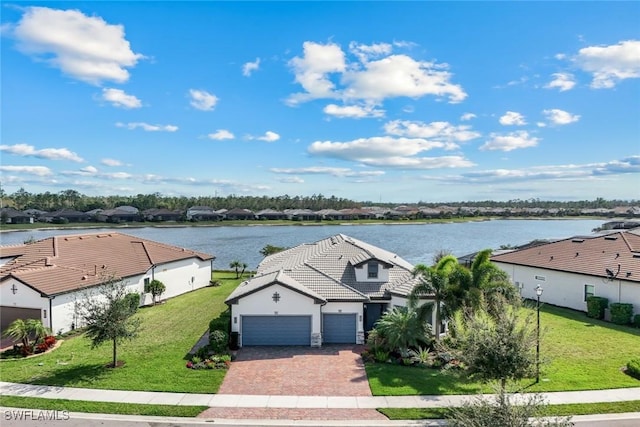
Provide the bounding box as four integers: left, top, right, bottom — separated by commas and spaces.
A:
226, 234, 419, 304
0, 208, 30, 218
491, 230, 640, 283
0, 232, 214, 296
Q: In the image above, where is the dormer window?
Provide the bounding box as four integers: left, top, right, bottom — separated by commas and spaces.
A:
367, 261, 378, 279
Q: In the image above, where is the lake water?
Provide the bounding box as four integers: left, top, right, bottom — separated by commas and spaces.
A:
0, 219, 605, 270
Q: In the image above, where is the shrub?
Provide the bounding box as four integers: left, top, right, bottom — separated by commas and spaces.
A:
626, 358, 640, 380
229, 331, 239, 350
634, 314, 640, 328
209, 309, 231, 334
209, 329, 228, 353
586, 296, 608, 319
374, 349, 390, 363
123, 292, 140, 312
610, 303, 634, 325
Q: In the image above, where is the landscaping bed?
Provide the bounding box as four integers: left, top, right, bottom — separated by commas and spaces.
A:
366, 304, 640, 396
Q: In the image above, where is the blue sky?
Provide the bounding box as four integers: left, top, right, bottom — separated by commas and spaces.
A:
1, 1, 639, 203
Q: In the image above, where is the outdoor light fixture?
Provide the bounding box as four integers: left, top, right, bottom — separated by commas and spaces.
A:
535, 284, 543, 383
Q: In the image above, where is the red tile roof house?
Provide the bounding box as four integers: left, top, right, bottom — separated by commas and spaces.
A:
225, 234, 433, 347
491, 230, 640, 317
0, 233, 214, 336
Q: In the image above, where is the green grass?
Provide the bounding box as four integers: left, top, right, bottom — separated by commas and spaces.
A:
367, 304, 640, 396
0, 272, 239, 393
378, 400, 640, 420
0, 396, 207, 417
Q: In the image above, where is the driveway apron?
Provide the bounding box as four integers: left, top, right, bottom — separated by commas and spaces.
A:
218, 345, 372, 396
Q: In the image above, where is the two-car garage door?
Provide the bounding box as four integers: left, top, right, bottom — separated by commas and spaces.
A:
241, 315, 311, 346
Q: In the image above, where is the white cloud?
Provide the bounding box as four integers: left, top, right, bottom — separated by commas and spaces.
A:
189, 89, 218, 111
257, 131, 280, 142
11, 6, 143, 84
208, 129, 235, 140
348, 41, 393, 63
81, 165, 98, 174
543, 109, 580, 125
480, 131, 539, 151
323, 103, 385, 119
286, 41, 346, 105
309, 136, 446, 160
499, 111, 527, 126
242, 58, 260, 76
101, 88, 142, 109
460, 113, 476, 121
362, 156, 475, 169
270, 166, 385, 178
383, 120, 480, 144
101, 158, 123, 167
425, 156, 640, 184
277, 176, 305, 184
115, 122, 178, 132
287, 41, 466, 105
0, 165, 53, 176
0, 143, 84, 162
342, 54, 467, 103
575, 40, 640, 88
544, 72, 576, 92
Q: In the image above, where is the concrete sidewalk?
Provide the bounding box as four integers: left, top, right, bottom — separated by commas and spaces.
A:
2, 382, 640, 409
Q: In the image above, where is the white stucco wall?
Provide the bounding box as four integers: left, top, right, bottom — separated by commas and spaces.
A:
49, 280, 141, 334
229, 284, 322, 336
494, 262, 640, 315
143, 258, 212, 305
354, 262, 390, 282
1, 279, 47, 324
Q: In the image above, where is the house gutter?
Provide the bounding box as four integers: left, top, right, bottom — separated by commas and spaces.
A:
48, 296, 55, 332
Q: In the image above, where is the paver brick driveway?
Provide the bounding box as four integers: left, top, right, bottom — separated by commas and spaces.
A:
218, 345, 372, 396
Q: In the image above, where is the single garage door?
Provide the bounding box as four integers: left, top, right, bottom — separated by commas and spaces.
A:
1, 306, 42, 337
241, 315, 311, 346
323, 313, 357, 344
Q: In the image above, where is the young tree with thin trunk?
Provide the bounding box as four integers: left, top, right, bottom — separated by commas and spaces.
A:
144, 279, 166, 305
76, 275, 141, 368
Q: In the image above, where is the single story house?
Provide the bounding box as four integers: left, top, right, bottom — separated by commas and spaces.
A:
491, 229, 640, 316
225, 208, 255, 220
1, 232, 214, 335
0, 208, 34, 224
225, 234, 433, 347
186, 206, 223, 221
255, 209, 288, 220
142, 208, 183, 222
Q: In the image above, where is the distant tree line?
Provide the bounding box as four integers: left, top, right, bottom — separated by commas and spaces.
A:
0, 185, 637, 212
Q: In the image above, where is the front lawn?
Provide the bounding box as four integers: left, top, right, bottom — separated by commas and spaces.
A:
0, 272, 239, 393
367, 304, 640, 395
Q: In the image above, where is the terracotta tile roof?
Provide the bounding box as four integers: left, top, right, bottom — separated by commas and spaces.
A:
491, 231, 640, 282
0, 232, 214, 296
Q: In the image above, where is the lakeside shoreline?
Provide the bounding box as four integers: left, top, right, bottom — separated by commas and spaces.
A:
0, 215, 612, 235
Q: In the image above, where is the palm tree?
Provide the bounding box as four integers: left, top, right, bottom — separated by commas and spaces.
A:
374, 306, 429, 355
240, 262, 248, 278
229, 260, 242, 278
446, 249, 520, 319
410, 254, 458, 341
3, 318, 49, 348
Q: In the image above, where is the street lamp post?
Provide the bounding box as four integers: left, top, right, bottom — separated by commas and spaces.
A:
535, 284, 544, 383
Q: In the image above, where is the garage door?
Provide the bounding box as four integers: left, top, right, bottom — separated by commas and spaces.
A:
323, 313, 357, 344
241, 315, 311, 346
0, 306, 41, 336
